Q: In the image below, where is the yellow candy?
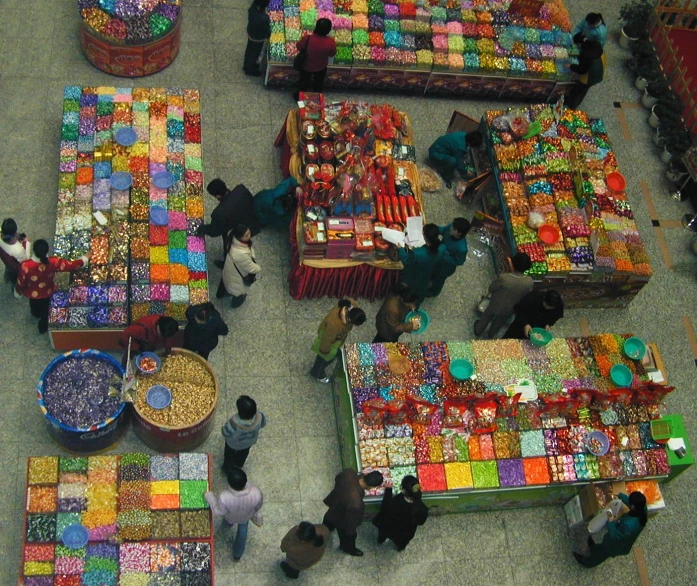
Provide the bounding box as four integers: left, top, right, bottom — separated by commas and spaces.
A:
444, 462, 473, 489
151, 481, 180, 496
24, 562, 54, 576
28, 457, 59, 485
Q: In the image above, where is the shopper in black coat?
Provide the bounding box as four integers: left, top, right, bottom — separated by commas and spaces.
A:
183, 302, 229, 360
503, 289, 564, 340
197, 179, 261, 268
372, 475, 429, 551
244, 0, 271, 77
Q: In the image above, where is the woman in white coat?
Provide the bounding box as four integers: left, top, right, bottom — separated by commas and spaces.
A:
221, 224, 261, 308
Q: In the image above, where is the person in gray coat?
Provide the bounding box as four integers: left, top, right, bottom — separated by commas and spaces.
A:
474, 252, 533, 338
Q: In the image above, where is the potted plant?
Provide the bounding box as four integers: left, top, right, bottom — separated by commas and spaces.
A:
666, 158, 689, 183
665, 130, 692, 162
649, 98, 681, 128
628, 38, 655, 71
619, 0, 653, 49
641, 77, 670, 108
633, 54, 660, 90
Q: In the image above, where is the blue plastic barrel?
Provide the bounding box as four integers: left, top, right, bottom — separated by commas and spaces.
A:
37, 350, 129, 454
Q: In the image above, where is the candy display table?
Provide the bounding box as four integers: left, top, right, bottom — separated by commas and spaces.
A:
79, 1, 182, 77
484, 104, 652, 308
278, 100, 425, 300
265, 0, 579, 99
333, 337, 682, 514
49, 86, 207, 351
20, 453, 215, 585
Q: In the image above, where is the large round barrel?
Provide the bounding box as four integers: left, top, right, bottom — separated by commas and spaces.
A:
132, 348, 219, 452
37, 350, 129, 454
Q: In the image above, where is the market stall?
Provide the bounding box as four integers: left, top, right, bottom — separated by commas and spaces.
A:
332, 336, 688, 514
265, 0, 577, 100
20, 452, 214, 585
49, 86, 208, 351
484, 103, 653, 308
79, 0, 182, 77
279, 96, 426, 300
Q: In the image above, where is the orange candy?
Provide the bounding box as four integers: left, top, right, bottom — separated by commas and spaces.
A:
27, 486, 57, 513
523, 457, 550, 485
170, 264, 189, 285
151, 493, 180, 510
76, 167, 94, 185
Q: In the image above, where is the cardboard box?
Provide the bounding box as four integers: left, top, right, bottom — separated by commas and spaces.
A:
578, 481, 626, 521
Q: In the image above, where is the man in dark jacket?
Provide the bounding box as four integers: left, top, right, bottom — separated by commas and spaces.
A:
183, 303, 229, 360
197, 179, 261, 268
567, 39, 605, 109
503, 289, 564, 340
322, 469, 383, 556
244, 0, 271, 77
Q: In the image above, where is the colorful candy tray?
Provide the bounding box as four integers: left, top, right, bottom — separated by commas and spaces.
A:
21, 453, 214, 586
51, 86, 208, 331
267, 0, 576, 80
486, 104, 652, 279
343, 337, 671, 495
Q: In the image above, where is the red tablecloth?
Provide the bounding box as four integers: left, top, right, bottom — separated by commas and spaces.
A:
287, 209, 399, 300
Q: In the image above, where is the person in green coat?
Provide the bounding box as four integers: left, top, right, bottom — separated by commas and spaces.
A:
428, 131, 483, 188
574, 491, 648, 568
427, 218, 470, 297
253, 177, 298, 228
397, 223, 445, 304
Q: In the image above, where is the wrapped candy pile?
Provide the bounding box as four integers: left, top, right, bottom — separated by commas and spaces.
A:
22, 453, 213, 585
134, 353, 217, 427
79, 0, 181, 45
51, 86, 208, 331
345, 336, 671, 494
268, 0, 575, 78
39, 351, 123, 430
487, 104, 652, 278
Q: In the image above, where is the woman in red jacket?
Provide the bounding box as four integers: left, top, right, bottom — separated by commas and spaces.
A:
16, 239, 88, 333
293, 18, 337, 100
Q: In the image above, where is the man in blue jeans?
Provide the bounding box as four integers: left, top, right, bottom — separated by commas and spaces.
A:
205, 467, 264, 560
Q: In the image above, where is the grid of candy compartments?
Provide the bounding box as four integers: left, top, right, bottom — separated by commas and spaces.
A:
128, 87, 209, 324
24, 453, 211, 547
268, 0, 576, 79
344, 337, 671, 493
50, 86, 209, 330
51, 86, 132, 330
21, 540, 213, 585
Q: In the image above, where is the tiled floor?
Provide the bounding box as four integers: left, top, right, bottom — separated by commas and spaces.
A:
1, 1, 696, 585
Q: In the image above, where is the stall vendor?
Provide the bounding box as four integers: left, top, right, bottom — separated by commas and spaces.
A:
574, 491, 648, 567
119, 314, 180, 367
572, 13, 607, 47
428, 131, 483, 188
253, 177, 299, 228
397, 223, 445, 303
427, 218, 471, 297
198, 179, 261, 268
503, 289, 564, 339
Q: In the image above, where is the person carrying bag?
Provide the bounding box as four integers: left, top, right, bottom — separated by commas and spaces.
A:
221, 224, 261, 308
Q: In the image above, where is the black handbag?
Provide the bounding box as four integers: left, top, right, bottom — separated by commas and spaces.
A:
293, 35, 311, 71
234, 262, 257, 286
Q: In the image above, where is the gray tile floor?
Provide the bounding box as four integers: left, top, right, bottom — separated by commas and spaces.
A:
1, 0, 696, 585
